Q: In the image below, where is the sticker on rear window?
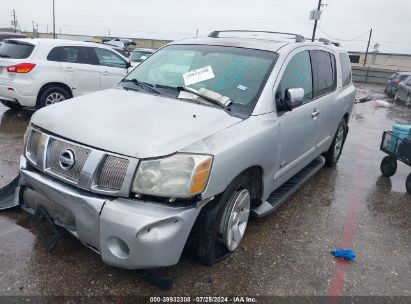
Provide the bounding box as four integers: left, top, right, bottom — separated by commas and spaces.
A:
183, 66, 215, 86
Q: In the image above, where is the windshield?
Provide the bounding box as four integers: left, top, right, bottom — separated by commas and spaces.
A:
122, 44, 278, 116
130, 50, 153, 62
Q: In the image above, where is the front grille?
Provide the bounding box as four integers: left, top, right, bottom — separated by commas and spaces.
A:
48, 139, 91, 182
97, 156, 129, 190
25, 127, 138, 197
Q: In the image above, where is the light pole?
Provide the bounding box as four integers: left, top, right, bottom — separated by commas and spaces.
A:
53, 0, 56, 38
311, 0, 322, 42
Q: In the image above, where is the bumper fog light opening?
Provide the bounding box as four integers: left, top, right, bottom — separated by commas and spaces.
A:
107, 236, 130, 259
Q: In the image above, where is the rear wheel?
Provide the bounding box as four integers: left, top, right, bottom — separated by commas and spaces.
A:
406, 174, 411, 194
37, 87, 70, 109
325, 119, 347, 167
0, 100, 22, 111
380, 156, 397, 177
186, 174, 251, 265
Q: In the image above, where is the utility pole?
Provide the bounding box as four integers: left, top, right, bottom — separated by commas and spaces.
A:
12, 9, 17, 33
311, 0, 322, 42
53, 0, 56, 38
363, 28, 373, 67
36, 23, 39, 38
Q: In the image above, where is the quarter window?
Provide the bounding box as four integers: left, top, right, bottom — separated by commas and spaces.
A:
94, 48, 127, 68
276, 50, 313, 104
311, 50, 336, 97
340, 53, 352, 87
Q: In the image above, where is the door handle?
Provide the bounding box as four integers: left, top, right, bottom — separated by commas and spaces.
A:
311, 109, 320, 119
63, 67, 74, 72
101, 71, 110, 76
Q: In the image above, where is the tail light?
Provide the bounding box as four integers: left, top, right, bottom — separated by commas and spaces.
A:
7, 63, 36, 73
394, 79, 400, 85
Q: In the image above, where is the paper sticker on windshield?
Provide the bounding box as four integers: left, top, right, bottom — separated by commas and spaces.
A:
237, 84, 248, 91
183, 66, 215, 86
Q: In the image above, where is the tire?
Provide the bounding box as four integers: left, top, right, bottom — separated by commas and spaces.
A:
406, 173, 411, 194
406, 95, 411, 106
185, 174, 251, 265
0, 100, 22, 111
37, 86, 70, 109
325, 119, 347, 167
380, 156, 397, 177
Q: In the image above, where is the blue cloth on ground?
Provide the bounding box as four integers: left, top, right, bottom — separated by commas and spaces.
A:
331, 248, 356, 261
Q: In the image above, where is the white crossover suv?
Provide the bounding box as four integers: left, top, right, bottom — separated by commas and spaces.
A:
0, 38, 131, 110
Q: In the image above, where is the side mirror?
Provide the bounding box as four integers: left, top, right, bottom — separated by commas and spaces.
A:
285, 88, 304, 110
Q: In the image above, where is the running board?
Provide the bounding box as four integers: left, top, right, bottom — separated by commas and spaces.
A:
252, 156, 325, 218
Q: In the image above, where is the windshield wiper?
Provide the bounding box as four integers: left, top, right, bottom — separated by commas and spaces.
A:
176, 86, 231, 110
122, 78, 161, 95
0, 54, 11, 58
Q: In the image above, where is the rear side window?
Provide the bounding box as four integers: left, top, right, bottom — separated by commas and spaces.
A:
56, 46, 92, 64
339, 53, 352, 87
0, 41, 34, 59
311, 50, 336, 97
93, 48, 127, 68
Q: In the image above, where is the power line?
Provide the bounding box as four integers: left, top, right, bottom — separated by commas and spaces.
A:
317, 26, 411, 45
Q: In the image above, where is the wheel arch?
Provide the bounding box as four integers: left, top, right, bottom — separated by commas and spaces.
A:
224, 166, 264, 208
36, 82, 73, 106
343, 112, 350, 124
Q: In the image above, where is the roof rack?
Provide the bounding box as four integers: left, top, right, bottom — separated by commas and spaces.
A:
208, 30, 305, 43
318, 38, 341, 47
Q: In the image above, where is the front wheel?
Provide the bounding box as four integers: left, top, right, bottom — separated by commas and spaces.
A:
325, 119, 347, 167
380, 156, 397, 177
186, 174, 251, 265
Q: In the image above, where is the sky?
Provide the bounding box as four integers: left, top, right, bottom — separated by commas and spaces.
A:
1, 0, 411, 54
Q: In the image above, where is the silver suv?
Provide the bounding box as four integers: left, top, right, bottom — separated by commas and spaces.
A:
5, 31, 355, 269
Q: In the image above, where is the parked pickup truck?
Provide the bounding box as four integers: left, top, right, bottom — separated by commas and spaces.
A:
2, 30, 355, 269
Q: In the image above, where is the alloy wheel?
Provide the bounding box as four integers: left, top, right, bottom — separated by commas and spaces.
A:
46, 92, 66, 106
221, 189, 250, 252
334, 125, 345, 162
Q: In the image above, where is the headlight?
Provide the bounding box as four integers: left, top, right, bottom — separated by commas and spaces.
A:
132, 153, 213, 198
24, 127, 41, 165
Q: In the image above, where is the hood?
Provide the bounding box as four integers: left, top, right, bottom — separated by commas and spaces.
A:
31, 88, 242, 158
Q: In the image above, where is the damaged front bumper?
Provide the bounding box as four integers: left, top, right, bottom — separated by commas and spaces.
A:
14, 157, 202, 269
